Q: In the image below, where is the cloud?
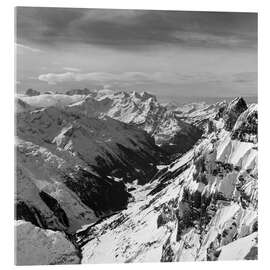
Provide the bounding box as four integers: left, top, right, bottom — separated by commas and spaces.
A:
15, 43, 43, 53
16, 7, 257, 50
38, 71, 195, 85
63, 67, 81, 72
38, 71, 155, 85
38, 71, 257, 87
38, 72, 75, 85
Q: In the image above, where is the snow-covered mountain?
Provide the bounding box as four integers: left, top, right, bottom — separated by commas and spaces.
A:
17, 94, 86, 110
174, 100, 228, 130
19, 90, 203, 155
76, 97, 258, 263
15, 93, 258, 264
69, 90, 203, 155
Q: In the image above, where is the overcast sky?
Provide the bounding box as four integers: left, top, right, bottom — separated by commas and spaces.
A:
16, 7, 257, 99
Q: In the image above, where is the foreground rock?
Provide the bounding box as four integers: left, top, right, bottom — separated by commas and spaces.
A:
15, 220, 80, 265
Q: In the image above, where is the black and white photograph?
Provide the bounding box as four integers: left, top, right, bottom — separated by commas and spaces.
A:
14, 6, 258, 265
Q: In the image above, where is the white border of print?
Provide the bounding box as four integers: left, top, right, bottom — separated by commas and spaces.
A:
0, 0, 269, 269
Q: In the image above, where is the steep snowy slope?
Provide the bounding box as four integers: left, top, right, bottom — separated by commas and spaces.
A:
77, 97, 258, 263
67, 90, 202, 155
175, 101, 227, 131
15, 220, 80, 265
16, 105, 165, 234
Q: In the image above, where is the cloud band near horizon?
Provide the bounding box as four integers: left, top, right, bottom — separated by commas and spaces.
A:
38, 71, 257, 87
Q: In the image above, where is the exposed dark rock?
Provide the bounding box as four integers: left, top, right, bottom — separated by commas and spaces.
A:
252, 221, 258, 232
157, 204, 175, 228
207, 245, 221, 261
231, 108, 257, 143
161, 238, 175, 262
214, 103, 227, 120
39, 191, 69, 227
160, 126, 203, 156
223, 97, 248, 131
15, 201, 46, 228
148, 162, 190, 196
63, 168, 130, 217
91, 142, 163, 185
244, 246, 258, 260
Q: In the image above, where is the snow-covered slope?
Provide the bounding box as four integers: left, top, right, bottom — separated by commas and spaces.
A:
15, 220, 80, 265
76, 97, 258, 263
175, 101, 228, 131
67, 90, 202, 155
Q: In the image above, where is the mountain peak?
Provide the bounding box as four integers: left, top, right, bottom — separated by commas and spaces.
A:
140, 91, 157, 102
224, 97, 248, 131
228, 97, 248, 112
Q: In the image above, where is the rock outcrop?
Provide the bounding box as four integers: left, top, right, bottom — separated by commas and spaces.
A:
15, 220, 80, 265
223, 97, 248, 131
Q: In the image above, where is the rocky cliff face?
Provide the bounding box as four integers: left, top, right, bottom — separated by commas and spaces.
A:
222, 97, 248, 131
76, 97, 258, 263
175, 101, 227, 131
231, 104, 258, 143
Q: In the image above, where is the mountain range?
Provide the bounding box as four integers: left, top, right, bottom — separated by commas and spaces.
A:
15, 90, 258, 265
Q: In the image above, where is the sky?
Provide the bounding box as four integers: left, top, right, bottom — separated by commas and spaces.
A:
15, 7, 258, 100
